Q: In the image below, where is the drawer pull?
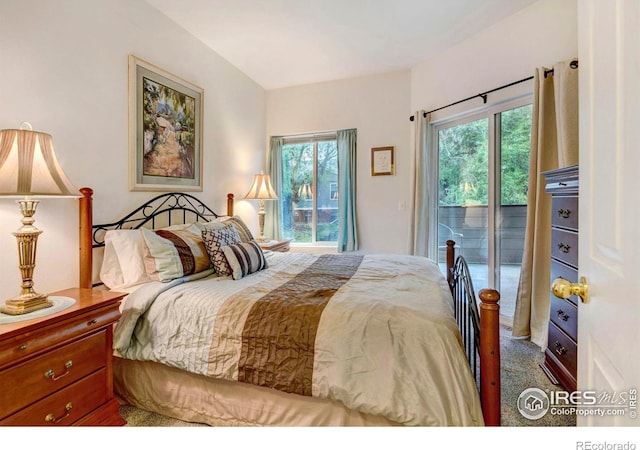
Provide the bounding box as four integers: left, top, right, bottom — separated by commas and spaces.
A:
45, 402, 73, 424
88, 318, 98, 325
554, 341, 567, 356
557, 242, 571, 253
556, 309, 570, 322
44, 360, 73, 381
557, 208, 572, 219
19, 344, 28, 351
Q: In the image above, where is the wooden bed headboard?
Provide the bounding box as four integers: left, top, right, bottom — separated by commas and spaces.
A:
78, 187, 234, 289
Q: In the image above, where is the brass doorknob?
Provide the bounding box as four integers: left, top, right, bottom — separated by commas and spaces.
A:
552, 277, 588, 303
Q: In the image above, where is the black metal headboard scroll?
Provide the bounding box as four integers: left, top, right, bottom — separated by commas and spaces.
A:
450, 254, 481, 378
91, 192, 223, 249
79, 188, 234, 290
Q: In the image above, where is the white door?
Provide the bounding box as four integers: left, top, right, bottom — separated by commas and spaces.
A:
577, 0, 640, 426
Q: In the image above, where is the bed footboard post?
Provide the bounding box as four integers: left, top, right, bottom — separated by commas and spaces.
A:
478, 288, 501, 426
227, 193, 234, 216
79, 187, 93, 289
445, 240, 455, 284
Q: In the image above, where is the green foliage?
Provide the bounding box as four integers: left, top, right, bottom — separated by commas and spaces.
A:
438, 105, 532, 207
439, 118, 489, 206
500, 105, 532, 205
281, 140, 338, 243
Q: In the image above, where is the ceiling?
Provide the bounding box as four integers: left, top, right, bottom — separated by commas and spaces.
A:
146, 0, 539, 90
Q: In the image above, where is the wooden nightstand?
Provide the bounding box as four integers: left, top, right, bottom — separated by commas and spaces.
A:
259, 239, 292, 252
0, 288, 126, 426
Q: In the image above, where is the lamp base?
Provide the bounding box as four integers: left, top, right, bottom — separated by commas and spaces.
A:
1, 292, 53, 316
2, 198, 53, 315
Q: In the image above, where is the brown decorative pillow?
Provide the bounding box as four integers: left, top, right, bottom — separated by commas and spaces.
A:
221, 241, 267, 280
202, 224, 241, 276
141, 227, 211, 282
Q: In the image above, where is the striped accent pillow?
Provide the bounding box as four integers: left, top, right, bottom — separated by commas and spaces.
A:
221, 241, 268, 280
141, 226, 211, 282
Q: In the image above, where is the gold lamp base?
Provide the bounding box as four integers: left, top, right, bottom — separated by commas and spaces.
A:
1, 293, 53, 315
0, 198, 54, 316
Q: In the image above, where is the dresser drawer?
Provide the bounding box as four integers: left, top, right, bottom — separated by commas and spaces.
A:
551, 196, 578, 231
0, 304, 119, 369
0, 331, 106, 419
549, 296, 578, 342
551, 228, 578, 267
547, 322, 577, 378
0, 368, 107, 426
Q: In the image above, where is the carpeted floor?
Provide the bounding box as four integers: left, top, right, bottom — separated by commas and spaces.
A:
498, 324, 575, 426
119, 324, 576, 427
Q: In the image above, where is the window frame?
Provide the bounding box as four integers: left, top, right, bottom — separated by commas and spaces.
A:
280, 132, 339, 248
429, 94, 533, 285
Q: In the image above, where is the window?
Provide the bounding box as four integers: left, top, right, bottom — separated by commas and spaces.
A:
433, 97, 533, 321
280, 135, 339, 244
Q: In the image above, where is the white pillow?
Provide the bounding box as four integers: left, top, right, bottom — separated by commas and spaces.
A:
100, 230, 152, 290
100, 223, 206, 289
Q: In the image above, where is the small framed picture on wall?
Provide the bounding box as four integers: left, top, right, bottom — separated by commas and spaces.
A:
371, 146, 395, 176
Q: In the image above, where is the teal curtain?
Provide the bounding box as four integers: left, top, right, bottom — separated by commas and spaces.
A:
336, 128, 358, 252
265, 136, 283, 240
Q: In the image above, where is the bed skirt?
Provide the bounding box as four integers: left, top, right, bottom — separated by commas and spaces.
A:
113, 356, 399, 427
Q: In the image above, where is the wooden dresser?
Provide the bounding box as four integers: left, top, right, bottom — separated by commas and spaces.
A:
0, 288, 126, 426
541, 165, 579, 392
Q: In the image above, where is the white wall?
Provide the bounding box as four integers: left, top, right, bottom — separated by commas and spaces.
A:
0, 0, 266, 301
266, 0, 578, 255
411, 0, 578, 119
267, 70, 412, 254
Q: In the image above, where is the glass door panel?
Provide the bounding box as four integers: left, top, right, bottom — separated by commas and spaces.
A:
438, 118, 489, 295
497, 104, 532, 319
436, 102, 531, 323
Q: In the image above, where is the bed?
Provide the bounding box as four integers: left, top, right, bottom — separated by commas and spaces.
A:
77, 188, 501, 426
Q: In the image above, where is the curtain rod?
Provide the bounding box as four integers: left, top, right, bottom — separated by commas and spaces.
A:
409, 75, 532, 121
409, 60, 578, 122
544, 59, 579, 79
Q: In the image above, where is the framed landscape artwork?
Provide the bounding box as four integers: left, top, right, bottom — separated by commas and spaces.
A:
128, 55, 204, 191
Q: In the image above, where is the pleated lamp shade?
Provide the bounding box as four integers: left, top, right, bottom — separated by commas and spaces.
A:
0, 127, 80, 197
244, 173, 278, 200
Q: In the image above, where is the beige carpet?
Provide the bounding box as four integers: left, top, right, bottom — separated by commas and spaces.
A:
119, 325, 575, 427
498, 324, 575, 426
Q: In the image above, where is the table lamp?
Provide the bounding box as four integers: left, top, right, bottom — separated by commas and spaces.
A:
0, 123, 80, 315
243, 172, 277, 242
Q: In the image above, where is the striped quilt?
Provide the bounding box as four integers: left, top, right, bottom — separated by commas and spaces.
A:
113, 252, 484, 426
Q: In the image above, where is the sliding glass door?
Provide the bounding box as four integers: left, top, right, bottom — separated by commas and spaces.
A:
435, 98, 532, 322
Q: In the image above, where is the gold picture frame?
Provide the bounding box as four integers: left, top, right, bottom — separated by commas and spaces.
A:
128, 55, 204, 191
371, 146, 395, 176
